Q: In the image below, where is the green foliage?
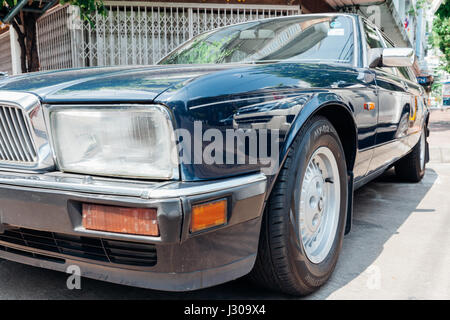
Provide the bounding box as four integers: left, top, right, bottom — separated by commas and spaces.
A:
3, 1, 18, 8
407, 0, 427, 16
0, 0, 106, 24
61, 0, 106, 25
431, 0, 450, 73
416, 0, 428, 10
436, 0, 450, 18
163, 34, 239, 65
431, 75, 442, 96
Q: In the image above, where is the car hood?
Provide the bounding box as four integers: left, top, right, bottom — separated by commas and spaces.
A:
0, 65, 241, 103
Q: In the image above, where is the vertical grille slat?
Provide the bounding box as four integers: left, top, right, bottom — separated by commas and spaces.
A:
0, 105, 37, 163
0, 139, 7, 160
5, 107, 30, 162
0, 113, 17, 160
0, 107, 22, 161
0, 124, 13, 160
15, 108, 37, 159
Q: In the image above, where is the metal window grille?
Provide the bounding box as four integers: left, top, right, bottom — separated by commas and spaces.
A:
37, 5, 74, 71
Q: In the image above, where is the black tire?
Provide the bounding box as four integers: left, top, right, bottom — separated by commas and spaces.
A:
395, 131, 427, 183
250, 116, 348, 296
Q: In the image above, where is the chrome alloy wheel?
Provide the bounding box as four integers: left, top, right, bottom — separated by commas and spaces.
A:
298, 146, 341, 264
420, 132, 426, 171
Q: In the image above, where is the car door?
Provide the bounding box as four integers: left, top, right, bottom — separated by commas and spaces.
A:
362, 21, 412, 174
395, 64, 425, 149
350, 18, 379, 180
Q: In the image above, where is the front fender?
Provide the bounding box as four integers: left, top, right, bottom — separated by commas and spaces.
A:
271, 92, 357, 234
274, 93, 357, 189
281, 93, 356, 162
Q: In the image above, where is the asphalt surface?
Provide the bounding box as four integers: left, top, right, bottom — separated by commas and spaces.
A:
0, 110, 449, 300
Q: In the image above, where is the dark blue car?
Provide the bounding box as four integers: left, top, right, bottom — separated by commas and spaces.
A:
0, 14, 429, 295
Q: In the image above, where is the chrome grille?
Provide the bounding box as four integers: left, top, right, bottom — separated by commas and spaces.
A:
0, 105, 37, 163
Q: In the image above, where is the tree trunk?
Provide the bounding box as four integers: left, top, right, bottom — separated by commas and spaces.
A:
23, 12, 40, 72
12, 12, 41, 73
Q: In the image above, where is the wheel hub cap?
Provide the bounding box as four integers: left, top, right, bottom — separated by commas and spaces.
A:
305, 173, 325, 233
298, 147, 341, 264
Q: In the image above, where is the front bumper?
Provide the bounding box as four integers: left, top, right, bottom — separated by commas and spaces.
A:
0, 171, 267, 291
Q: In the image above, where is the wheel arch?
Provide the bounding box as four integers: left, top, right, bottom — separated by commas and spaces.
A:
278, 101, 358, 181
314, 104, 358, 171
266, 100, 358, 233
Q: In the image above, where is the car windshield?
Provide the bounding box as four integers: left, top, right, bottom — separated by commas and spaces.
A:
159, 15, 355, 65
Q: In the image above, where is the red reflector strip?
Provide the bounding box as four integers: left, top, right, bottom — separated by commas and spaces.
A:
82, 204, 159, 236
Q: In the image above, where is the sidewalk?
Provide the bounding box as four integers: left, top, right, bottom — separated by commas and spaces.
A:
428, 109, 450, 163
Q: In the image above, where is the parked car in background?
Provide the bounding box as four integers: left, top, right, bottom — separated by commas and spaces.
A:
444, 98, 450, 108
0, 71, 7, 78
0, 14, 429, 295
443, 82, 450, 109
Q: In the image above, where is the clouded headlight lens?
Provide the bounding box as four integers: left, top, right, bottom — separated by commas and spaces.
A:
50, 106, 178, 179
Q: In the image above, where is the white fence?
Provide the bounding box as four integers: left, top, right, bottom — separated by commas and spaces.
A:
0, 31, 12, 75
37, 1, 301, 71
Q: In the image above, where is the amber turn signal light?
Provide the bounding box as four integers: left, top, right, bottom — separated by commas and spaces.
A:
82, 204, 159, 236
190, 199, 227, 233
364, 102, 376, 110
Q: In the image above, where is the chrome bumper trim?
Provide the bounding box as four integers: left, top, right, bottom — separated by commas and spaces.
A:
0, 170, 267, 199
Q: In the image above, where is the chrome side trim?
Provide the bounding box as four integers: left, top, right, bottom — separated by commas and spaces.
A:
146, 173, 267, 199
0, 91, 55, 172
0, 170, 267, 200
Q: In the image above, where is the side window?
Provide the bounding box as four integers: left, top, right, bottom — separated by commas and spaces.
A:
363, 22, 383, 49
363, 23, 396, 75
380, 34, 399, 75
398, 65, 417, 83
382, 34, 415, 82
382, 37, 395, 49
397, 67, 414, 81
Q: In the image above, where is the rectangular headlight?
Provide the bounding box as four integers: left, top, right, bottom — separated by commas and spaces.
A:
49, 106, 178, 179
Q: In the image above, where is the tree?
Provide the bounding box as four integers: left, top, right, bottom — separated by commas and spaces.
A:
0, 0, 105, 73
431, 0, 450, 73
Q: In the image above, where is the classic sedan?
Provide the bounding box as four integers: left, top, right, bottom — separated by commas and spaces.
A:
0, 13, 429, 295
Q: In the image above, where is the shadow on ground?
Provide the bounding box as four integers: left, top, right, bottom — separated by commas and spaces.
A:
306, 167, 438, 299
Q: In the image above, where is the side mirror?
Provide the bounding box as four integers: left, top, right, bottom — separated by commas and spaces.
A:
368, 48, 415, 68
382, 48, 414, 67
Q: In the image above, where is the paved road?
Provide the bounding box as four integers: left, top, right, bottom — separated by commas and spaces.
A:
0, 111, 449, 299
